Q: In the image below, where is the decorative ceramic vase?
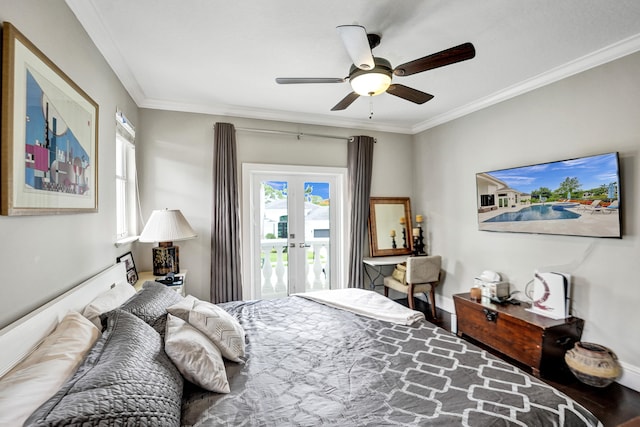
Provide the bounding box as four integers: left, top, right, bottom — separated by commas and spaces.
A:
565, 342, 622, 387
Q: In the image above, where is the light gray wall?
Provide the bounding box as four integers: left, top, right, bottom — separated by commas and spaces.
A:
0, 1, 139, 328
413, 52, 640, 375
135, 109, 414, 301
6, 0, 636, 387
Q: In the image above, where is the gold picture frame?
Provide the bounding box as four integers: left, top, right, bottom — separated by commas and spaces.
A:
1, 22, 98, 216
368, 197, 413, 257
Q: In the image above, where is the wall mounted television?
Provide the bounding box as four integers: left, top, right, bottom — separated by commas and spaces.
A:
476, 152, 621, 238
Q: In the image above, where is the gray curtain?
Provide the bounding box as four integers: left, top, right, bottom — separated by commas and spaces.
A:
211, 123, 242, 303
347, 135, 375, 288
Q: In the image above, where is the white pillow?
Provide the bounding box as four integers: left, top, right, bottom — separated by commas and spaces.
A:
82, 281, 136, 328
0, 311, 100, 426
168, 295, 245, 362
165, 314, 230, 393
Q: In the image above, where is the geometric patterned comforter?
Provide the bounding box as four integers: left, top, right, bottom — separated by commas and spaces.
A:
181, 296, 602, 427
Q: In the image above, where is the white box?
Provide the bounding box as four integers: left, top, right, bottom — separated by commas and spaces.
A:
527, 271, 570, 319
487, 281, 510, 299
474, 279, 510, 300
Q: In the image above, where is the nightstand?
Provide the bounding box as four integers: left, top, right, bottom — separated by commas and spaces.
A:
134, 270, 187, 296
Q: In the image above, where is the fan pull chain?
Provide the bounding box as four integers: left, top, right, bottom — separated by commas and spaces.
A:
368, 94, 374, 120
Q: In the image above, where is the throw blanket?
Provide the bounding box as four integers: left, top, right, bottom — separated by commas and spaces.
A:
294, 288, 425, 325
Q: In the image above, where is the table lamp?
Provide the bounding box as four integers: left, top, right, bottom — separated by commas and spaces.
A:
138, 209, 197, 275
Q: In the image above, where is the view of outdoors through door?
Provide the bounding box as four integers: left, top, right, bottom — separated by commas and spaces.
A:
258, 178, 332, 298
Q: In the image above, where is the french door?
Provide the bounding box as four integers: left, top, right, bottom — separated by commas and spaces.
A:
242, 164, 346, 300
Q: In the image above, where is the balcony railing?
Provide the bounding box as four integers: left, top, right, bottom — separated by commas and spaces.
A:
260, 238, 330, 298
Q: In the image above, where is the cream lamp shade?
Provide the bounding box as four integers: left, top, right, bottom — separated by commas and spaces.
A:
139, 209, 197, 275
139, 209, 197, 243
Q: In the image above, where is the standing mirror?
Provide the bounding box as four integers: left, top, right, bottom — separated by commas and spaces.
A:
368, 197, 413, 256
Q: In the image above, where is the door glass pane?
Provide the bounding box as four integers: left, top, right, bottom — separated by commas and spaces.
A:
260, 181, 289, 299
303, 181, 330, 292
253, 174, 337, 299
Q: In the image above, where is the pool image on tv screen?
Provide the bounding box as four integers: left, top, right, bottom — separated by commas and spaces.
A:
476, 152, 621, 238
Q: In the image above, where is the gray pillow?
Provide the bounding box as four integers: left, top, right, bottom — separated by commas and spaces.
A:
119, 281, 183, 335
25, 309, 183, 426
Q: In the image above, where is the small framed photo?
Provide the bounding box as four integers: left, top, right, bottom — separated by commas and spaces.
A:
117, 251, 138, 285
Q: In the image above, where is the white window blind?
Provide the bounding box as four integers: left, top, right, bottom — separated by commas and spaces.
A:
115, 111, 138, 244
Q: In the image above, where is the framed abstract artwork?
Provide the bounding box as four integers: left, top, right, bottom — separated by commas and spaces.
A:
1, 22, 98, 216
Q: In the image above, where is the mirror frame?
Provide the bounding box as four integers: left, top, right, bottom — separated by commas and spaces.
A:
368, 197, 413, 257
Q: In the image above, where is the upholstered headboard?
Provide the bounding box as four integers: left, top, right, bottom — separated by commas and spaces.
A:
0, 263, 127, 377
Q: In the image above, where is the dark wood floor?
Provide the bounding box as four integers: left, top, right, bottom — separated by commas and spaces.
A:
398, 298, 640, 427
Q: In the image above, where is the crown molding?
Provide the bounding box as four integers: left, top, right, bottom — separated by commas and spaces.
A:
118, 30, 640, 136
66, 0, 147, 105
412, 33, 640, 134
139, 98, 415, 134
67, 0, 640, 136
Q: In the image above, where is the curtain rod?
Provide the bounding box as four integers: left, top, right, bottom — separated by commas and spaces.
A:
214, 125, 376, 142
236, 126, 351, 141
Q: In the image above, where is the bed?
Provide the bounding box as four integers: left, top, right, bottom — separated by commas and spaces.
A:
0, 263, 602, 426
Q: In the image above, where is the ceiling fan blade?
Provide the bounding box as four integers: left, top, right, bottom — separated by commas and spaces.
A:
386, 84, 434, 104
331, 92, 360, 111
336, 25, 375, 70
276, 77, 346, 84
393, 42, 476, 76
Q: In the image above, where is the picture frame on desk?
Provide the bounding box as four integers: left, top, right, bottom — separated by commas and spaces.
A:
116, 251, 138, 286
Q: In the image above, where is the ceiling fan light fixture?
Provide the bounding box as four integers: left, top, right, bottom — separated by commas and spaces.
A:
349, 57, 393, 96
350, 72, 391, 96
276, 24, 476, 111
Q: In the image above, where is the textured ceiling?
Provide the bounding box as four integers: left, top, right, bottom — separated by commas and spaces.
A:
66, 0, 640, 134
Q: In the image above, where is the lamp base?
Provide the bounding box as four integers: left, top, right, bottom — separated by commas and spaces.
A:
152, 242, 180, 276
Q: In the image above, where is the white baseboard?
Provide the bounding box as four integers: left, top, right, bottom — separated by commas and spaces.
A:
432, 294, 640, 393
618, 361, 640, 392
437, 294, 456, 315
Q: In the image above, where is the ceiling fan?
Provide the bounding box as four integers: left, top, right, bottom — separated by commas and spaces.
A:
276, 25, 476, 111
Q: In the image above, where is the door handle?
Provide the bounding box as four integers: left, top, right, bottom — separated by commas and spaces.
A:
288, 242, 310, 248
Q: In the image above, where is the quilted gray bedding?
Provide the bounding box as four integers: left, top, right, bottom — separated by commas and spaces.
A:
182, 296, 601, 427
26, 309, 183, 426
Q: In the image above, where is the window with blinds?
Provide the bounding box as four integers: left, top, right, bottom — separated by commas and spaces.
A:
115, 111, 138, 243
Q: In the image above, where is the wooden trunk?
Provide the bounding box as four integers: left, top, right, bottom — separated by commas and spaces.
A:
453, 293, 584, 377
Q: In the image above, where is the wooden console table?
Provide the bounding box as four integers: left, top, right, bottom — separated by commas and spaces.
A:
453, 293, 584, 377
